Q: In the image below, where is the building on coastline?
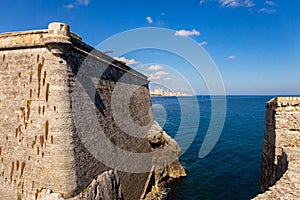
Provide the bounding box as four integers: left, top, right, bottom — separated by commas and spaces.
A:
150, 88, 192, 97
150, 88, 163, 96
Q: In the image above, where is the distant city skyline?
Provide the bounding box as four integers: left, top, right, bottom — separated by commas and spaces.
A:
150, 87, 192, 96
1, 0, 299, 95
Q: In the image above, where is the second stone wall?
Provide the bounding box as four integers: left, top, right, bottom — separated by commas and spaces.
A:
65, 45, 154, 200
255, 97, 300, 199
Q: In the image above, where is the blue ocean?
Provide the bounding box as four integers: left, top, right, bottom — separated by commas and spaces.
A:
151, 95, 273, 200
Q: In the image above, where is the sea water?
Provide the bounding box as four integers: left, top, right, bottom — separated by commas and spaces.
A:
151, 95, 273, 200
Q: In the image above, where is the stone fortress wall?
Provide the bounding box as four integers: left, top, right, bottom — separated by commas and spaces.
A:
254, 97, 300, 199
0, 22, 185, 200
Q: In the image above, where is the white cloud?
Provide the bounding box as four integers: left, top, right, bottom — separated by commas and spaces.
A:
265, 1, 276, 6
65, 4, 75, 9
64, 0, 89, 9
148, 71, 169, 81
147, 65, 165, 71
199, 41, 208, 46
146, 16, 153, 24
244, 0, 255, 7
164, 77, 172, 81
175, 29, 200, 37
77, 0, 90, 5
258, 8, 276, 14
228, 55, 237, 59
114, 56, 139, 65
201, 0, 254, 8
220, 0, 240, 8
148, 76, 160, 81
155, 71, 168, 76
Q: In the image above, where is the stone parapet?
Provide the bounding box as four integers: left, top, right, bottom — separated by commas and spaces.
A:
254, 97, 300, 199
254, 147, 300, 199
266, 97, 300, 112
0, 30, 47, 49
0, 22, 147, 81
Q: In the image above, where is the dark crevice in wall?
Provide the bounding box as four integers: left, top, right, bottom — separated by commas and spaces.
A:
274, 149, 288, 183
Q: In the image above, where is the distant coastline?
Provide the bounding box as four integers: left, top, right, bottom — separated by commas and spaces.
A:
150, 94, 193, 97
150, 88, 192, 97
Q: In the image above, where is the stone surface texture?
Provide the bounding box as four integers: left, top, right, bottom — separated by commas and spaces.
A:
144, 121, 186, 200
0, 22, 185, 200
254, 97, 300, 199
33, 170, 122, 200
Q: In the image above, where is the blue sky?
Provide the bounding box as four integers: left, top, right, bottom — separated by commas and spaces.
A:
1, 0, 299, 95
